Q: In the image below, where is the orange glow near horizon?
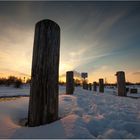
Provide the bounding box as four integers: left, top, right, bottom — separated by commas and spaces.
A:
0, 70, 31, 80
0, 64, 140, 83
0, 21, 139, 84
0, 58, 140, 83
0, 72, 140, 84
0, 1, 140, 85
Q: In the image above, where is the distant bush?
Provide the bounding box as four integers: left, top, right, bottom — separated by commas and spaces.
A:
14, 78, 22, 88
0, 78, 7, 85
59, 80, 65, 86
0, 76, 23, 88
74, 79, 81, 86
6, 76, 17, 86
26, 78, 31, 84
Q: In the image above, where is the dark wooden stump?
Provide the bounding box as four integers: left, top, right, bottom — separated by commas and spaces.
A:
93, 82, 97, 92
83, 80, 87, 89
66, 71, 74, 95
28, 19, 60, 127
83, 84, 86, 89
99, 79, 104, 93
89, 83, 92, 91
116, 71, 126, 96
85, 83, 88, 90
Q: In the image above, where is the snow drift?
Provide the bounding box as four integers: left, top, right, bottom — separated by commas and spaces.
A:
0, 86, 140, 138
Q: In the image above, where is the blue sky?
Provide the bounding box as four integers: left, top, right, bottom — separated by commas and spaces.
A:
0, 1, 140, 83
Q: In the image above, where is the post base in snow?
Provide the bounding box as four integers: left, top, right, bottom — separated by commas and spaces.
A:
19, 118, 28, 127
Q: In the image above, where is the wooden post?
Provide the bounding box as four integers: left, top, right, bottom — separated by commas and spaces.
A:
85, 83, 88, 90
89, 83, 92, 90
99, 79, 104, 93
28, 19, 60, 127
83, 80, 87, 89
116, 71, 126, 96
66, 71, 74, 94
83, 81, 85, 89
93, 82, 97, 92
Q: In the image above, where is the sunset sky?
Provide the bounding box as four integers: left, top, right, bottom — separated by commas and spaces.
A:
0, 1, 140, 83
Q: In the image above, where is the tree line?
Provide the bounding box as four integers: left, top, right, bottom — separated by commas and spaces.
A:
0, 76, 31, 88
0, 76, 139, 88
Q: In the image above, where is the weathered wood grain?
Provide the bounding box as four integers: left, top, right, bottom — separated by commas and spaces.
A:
28, 19, 60, 126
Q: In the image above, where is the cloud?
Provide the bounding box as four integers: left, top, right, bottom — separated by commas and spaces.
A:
60, 70, 81, 78
89, 65, 116, 83
73, 70, 81, 78
0, 68, 30, 78
0, 2, 139, 83
59, 8, 131, 73
0, 23, 33, 75
133, 72, 140, 75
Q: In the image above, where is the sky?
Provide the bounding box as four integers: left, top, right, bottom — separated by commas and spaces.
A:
0, 1, 140, 83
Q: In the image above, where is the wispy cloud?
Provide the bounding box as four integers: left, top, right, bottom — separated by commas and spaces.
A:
59, 70, 81, 79
0, 68, 30, 78
0, 2, 139, 83
0, 24, 33, 75
133, 72, 140, 75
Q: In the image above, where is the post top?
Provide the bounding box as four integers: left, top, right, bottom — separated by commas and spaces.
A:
99, 78, 103, 80
67, 71, 73, 73
36, 19, 60, 28
115, 71, 125, 75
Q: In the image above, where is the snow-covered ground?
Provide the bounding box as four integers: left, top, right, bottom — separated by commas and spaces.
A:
0, 85, 140, 138
0, 85, 66, 97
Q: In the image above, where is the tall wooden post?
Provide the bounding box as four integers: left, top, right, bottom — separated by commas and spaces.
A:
89, 83, 92, 91
99, 79, 104, 93
116, 71, 126, 96
66, 71, 74, 95
93, 82, 97, 92
83, 83, 85, 89
85, 83, 88, 90
83, 80, 87, 89
28, 19, 60, 127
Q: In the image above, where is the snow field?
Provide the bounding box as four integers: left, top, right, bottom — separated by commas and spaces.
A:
0, 86, 140, 138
